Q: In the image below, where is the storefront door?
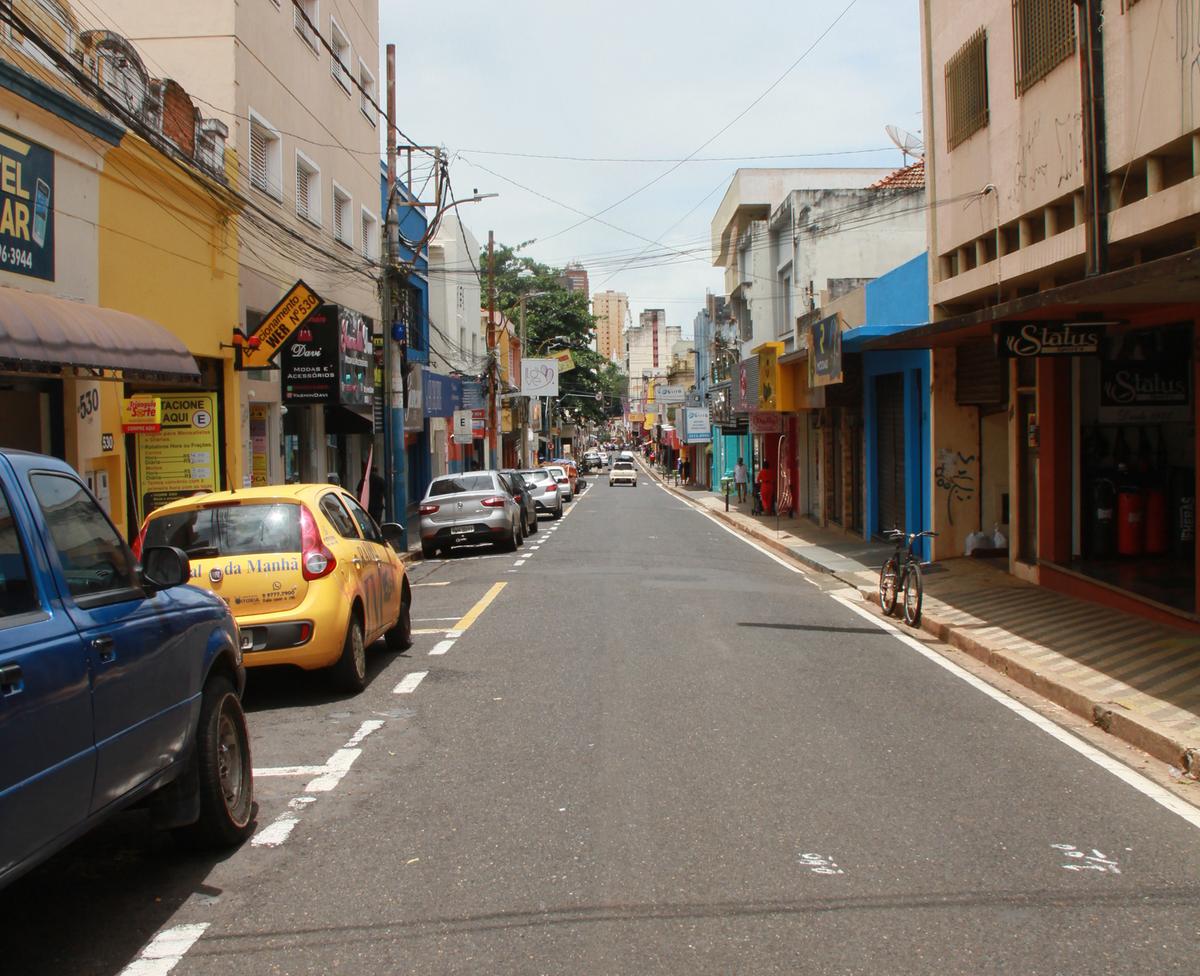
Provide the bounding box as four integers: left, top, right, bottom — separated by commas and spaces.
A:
875, 373, 905, 535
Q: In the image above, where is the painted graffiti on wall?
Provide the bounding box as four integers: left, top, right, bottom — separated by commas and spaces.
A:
936, 448, 977, 526
1008, 112, 1083, 204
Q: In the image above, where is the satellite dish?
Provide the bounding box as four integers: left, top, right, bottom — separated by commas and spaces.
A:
885, 125, 925, 164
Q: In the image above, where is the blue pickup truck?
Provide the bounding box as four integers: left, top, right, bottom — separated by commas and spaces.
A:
0, 449, 254, 889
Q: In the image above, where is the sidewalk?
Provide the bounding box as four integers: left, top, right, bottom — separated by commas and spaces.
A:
648, 464, 1200, 778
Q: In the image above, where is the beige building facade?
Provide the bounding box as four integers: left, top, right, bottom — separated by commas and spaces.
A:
103, 0, 383, 488
592, 289, 627, 363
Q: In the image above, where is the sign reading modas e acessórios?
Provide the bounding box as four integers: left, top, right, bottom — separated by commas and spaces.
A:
0, 127, 54, 281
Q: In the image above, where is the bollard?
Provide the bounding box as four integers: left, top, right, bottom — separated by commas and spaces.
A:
725, 483, 730, 512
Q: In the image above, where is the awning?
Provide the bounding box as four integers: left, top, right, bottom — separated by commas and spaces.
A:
662, 427, 680, 451
862, 245, 1200, 352
0, 284, 200, 380
842, 324, 922, 353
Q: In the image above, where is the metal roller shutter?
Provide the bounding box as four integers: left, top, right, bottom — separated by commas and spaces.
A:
875, 373, 905, 535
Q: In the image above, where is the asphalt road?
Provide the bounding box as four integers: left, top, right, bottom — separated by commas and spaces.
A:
4, 464, 1200, 975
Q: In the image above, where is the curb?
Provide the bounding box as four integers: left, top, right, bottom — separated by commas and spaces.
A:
648, 466, 1200, 775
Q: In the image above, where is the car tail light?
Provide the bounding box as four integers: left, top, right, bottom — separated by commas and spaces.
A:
480, 496, 507, 508
299, 505, 337, 580
419, 503, 440, 515
545, 483, 558, 492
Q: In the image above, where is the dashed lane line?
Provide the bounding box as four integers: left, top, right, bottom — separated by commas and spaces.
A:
428, 639, 456, 656
117, 922, 210, 976
393, 670, 428, 694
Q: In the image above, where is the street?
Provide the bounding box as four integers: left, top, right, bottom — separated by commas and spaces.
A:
4, 463, 1200, 976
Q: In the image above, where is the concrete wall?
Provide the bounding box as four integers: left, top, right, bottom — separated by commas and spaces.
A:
929, 347, 981, 560
865, 252, 929, 325
428, 217, 481, 374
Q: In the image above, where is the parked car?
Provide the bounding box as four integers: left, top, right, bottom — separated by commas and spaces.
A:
0, 450, 253, 891
419, 471, 524, 559
500, 469, 539, 536
609, 459, 638, 487
542, 464, 573, 503
519, 468, 563, 520
552, 459, 583, 494
136, 484, 412, 693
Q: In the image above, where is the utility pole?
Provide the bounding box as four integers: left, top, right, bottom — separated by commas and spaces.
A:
382, 43, 408, 537
487, 230, 497, 466
519, 295, 529, 466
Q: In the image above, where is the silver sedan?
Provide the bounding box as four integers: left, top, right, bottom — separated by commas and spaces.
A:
418, 471, 524, 558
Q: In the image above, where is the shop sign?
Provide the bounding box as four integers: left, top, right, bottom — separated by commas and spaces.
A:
422, 370, 460, 419
461, 380, 485, 409
281, 305, 338, 402
734, 358, 760, 412
75, 379, 102, 458
338, 308, 374, 407
681, 407, 712, 444
452, 409, 473, 444
749, 409, 783, 433
628, 411, 644, 423
249, 403, 269, 487
100, 433, 114, 452
501, 407, 514, 433
809, 314, 842, 387
551, 349, 575, 373
656, 384, 686, 403
1099, 359, 1191, 422
472, 408, 486, 439
996, 322, 1104, 358
121, 395, 162, 433
0, 127, 54, 281
135, 392, 219, 519
756, 341, 782, 409
237, 279, 323, 370
521, 358, 559, 397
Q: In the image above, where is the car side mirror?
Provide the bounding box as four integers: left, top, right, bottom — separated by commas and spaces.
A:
380, 522, 407, 552
141, 546, 191, 591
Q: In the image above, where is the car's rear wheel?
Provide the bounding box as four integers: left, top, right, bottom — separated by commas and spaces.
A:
527, 512, 538, 534
552, 503, 562, 520
499, 518, 519, 552
421, 540, 438, 559
332, 613, 367, 692
386, 581, 412, 651
173, 676, 254, 849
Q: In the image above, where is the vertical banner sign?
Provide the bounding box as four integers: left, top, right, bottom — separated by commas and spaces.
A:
452, 409, 473, 444
249, 403, 269, 486
0, 127, 54, 281
809, 314, 843, 387
338, 307, 374, 406
281, 305, 338, 401
135, 392, 220, 518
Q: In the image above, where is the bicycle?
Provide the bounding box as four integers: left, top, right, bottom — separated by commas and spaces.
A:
878, 528, 938, 626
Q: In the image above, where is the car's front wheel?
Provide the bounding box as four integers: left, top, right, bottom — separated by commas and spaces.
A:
332, 613, 367, 692
174, 676, 254, 849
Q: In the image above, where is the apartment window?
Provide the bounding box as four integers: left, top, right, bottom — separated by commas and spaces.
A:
1012, 0, 1076, 96
329, 18, 351, 93
294, 0, 319, 52
248, 110, 282, 200
360, 207, 378, 260
359, 60, 376, 123
945, 28, 989, 150
332, 183, 352, 247
295, 151, 320, 226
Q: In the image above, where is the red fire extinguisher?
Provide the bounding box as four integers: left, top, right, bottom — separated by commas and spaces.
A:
1117, 487, 1145, 557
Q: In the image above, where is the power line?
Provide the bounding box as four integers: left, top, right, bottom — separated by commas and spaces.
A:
452, 146, 896, 164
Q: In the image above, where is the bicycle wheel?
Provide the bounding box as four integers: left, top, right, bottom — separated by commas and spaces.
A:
878, 557, 899, 616
902, 560, 924, 627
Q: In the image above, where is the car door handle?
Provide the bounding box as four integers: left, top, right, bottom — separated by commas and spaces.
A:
91, 636, 116, 664
351, 556, 364, 568
0, 663, 22, 696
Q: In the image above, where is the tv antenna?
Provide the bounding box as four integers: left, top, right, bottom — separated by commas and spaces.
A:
885, 125, 925, 165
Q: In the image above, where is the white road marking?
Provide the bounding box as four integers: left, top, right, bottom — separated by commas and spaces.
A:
304, 747, 362, 792
344, 719, 385, 748
429, 639, 456, 656
118, 923, 210, 976
412, 628, 450, 635
1052, 843, 1121, 874
251, 812, 300, 848
415, 616, 462, 621
798, 852, 845, 875
253, 764, 328, 778
413, 581, 451, 587
393, 670, 428, 694
514, 559, 526, 567
445, 629, 463, 639
288, 796, 316, 809
529, 545, 541, 550
831, 595, 1200, 831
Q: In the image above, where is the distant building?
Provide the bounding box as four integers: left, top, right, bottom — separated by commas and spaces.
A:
562, 261, 589, 298
625, 309, 679, 411
592, 290, 628, 362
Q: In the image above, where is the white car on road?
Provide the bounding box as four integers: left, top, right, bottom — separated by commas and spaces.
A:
609, 460, 638, 487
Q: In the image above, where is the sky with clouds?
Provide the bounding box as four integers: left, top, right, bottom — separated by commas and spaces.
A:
380, 0, 923, 338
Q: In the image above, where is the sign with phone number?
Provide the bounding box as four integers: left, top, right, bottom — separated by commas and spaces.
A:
0, 126, 54, 282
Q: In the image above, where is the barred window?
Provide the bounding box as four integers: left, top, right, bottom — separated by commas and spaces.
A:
945, 28, 989, 151
1012, 0, 1076, 96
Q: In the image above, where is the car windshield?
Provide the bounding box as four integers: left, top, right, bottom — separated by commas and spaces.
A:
143, 502, 301, 557
429, 474, 495, 496
545, 467, 566, 478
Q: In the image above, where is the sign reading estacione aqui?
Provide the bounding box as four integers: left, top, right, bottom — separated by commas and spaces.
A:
237, 280, 323, 369
0, 127, 54, 281
135, 392, 220, 521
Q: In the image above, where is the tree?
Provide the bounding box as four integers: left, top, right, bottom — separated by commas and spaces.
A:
482, 241, 625, 425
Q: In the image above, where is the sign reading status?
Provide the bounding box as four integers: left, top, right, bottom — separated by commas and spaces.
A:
236, 280, 323, 369
996, 322, 1106, 358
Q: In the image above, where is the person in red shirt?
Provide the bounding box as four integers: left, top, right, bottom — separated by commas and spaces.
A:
756, 459, 774, 516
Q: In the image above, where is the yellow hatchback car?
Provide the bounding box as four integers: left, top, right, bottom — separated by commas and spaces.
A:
135, 485, 412, 692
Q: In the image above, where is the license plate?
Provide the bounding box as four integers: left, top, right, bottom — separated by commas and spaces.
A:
452, 524, 475, 534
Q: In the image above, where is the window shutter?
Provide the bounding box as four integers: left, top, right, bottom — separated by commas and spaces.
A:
296, 161, 309, 220
360, 213, 370, 257
333, 195, 345, 242
250, 121, 267, 190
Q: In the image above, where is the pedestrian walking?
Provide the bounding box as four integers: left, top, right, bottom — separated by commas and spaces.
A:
675, 455, 683, 485
756, 459, 774, 516
734, 457, 748, 503
358, 465, 386, 523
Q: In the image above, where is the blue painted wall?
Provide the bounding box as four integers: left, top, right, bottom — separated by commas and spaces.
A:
862, 253, 932, 559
